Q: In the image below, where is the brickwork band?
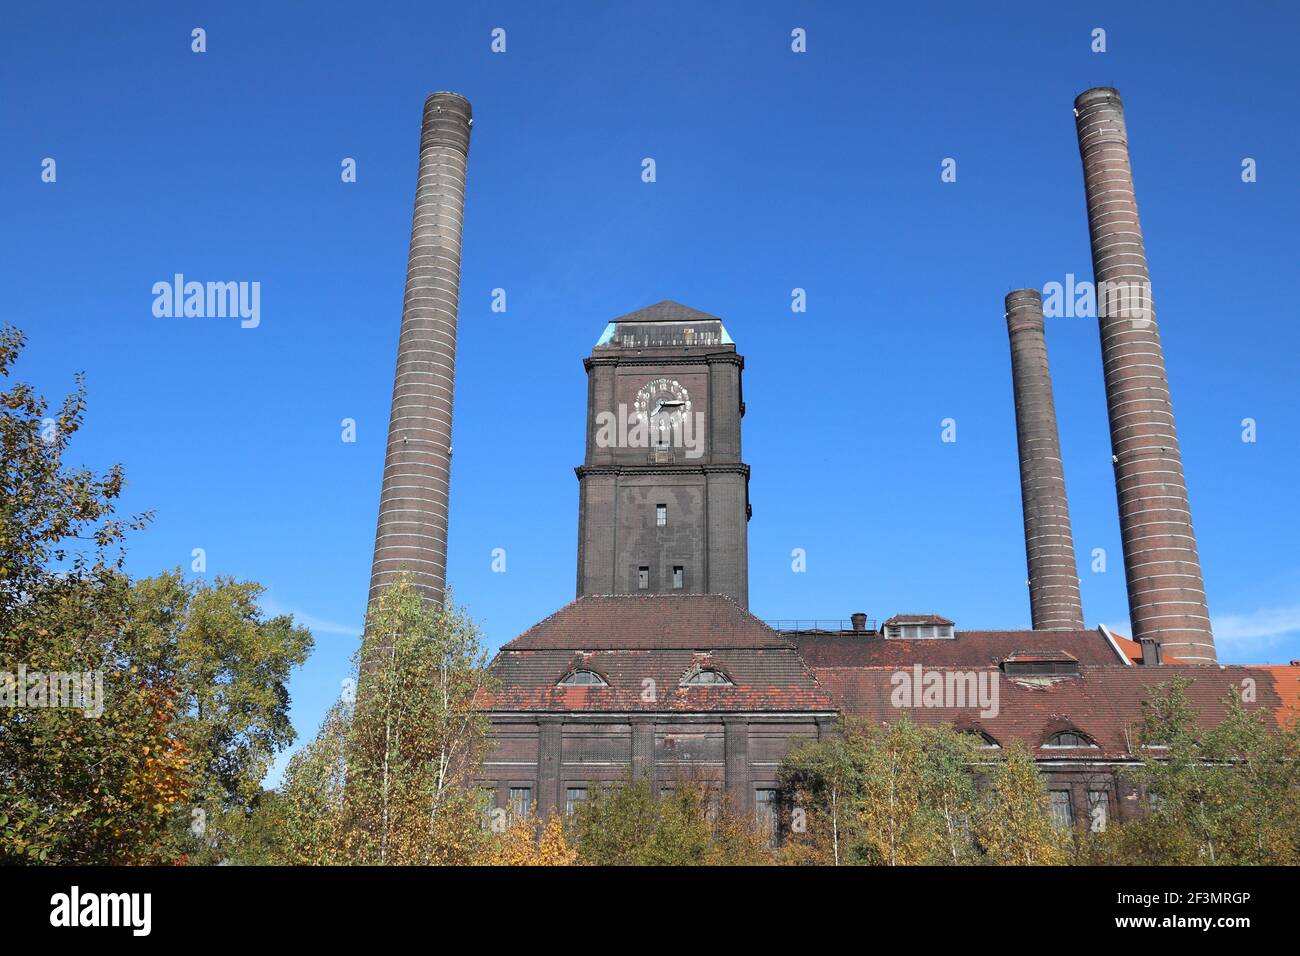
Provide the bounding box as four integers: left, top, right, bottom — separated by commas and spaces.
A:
1073, 87, 1215, 662
368, 92, 472, 613
1005, 289, 1085, 631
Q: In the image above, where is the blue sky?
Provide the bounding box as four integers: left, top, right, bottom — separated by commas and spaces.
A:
5, 2, 1298, 782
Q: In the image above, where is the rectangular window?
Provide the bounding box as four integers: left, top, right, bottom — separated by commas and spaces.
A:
754, 789, 779, 847
637, 566, 649, 589
565, 786, 588, 817
656, 504, 667, 527
1049, 790, 1074, 829
672, 566, 684, 589
704, 787, 721, 824
1087, 790, 1109, 832
508, 787, 532, 819
478, 786, 497, 830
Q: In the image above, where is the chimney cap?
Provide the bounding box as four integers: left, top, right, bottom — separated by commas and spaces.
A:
1074, 86, 1123, 110
1139, 637, 1163, 666
423, 91, 473, 115
1005, 287, 1042, 303
850, 612, 868, 632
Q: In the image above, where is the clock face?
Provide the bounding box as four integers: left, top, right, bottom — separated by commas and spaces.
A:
634, 378, 692, 436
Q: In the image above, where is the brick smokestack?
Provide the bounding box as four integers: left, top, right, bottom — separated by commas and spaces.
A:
1005, 289, 1085, 631
368, 92, 472, 612
1073, 87, 1215, 663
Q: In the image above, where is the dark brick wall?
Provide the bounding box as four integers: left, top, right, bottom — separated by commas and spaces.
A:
482, 713, 1139, 837
576, 340, 750, 607
483, 713, 826, 817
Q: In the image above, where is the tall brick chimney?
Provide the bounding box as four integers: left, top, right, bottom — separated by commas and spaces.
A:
1073, 87, 1215, 663
368, 92, 472, 612
1005, 289, 1084, 631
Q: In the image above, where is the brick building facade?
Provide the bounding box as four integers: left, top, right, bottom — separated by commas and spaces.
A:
478, 301, 1300, 832
368, 88, 1298, 839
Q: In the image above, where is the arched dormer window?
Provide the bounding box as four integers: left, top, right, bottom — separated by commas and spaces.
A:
558, 670, 607, 687
1043, 730, 1097, 749
681, 667, 732, 687
964, 730, 1001, 749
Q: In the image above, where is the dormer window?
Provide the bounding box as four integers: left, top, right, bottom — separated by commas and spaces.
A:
682, 668, 732, 687
1002, 653, 1080, 678
963, 730, 1001, 749
558, 670, 608, 687
1004, 660, 1079, 677
882, 615, 955, 639
1043, 730, 1097, 749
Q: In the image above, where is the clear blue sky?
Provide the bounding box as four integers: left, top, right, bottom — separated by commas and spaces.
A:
5, 2, 1298, 782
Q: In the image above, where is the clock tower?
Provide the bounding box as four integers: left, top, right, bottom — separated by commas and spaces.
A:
576, 301, 751, 607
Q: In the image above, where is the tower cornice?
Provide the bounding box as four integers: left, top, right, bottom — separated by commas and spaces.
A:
575, 463, 751, 480
583, 351, 743, 371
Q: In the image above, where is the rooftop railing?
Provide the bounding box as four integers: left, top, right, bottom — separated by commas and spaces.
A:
764, 619, 878, 634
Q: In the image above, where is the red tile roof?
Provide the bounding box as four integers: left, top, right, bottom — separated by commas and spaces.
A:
794, 628, 1127, 668
1004, 650, 1079, 663
485, 595, 834, 713
812, 664, 1297, 758
1103, 627, 1186, 665
502, 594, 796, 651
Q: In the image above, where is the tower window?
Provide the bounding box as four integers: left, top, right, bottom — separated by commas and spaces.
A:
637, 566, 649, 589
656, 504, 667, 527
672, 566, 684, 589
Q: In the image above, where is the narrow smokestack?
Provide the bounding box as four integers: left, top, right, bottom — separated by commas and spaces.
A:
1073, 87, 1215, 663
1005, 289, 1085, 631
368, 92, 472, 612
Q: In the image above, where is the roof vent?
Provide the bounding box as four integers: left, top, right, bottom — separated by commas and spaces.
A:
850, 612, 868, 632
1002, 650, 1080, 678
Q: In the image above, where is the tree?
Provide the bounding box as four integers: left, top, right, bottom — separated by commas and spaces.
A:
920, 723, 983, 865
568, 774, 659, 866
485, 812, 577, 866
269, 699, 353, 865
974, 742, 1066, 865
567, 774, 769, 866
0, 326, 309, 865
0, 326, 188, 863
123, 572, 313, 862
780, 734, 865, 865
0, 326, 148, 631
855, 717, 940, 865
779, 719, 982, 866
277, 578, 497, 865
1093, 680, 1300, 865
